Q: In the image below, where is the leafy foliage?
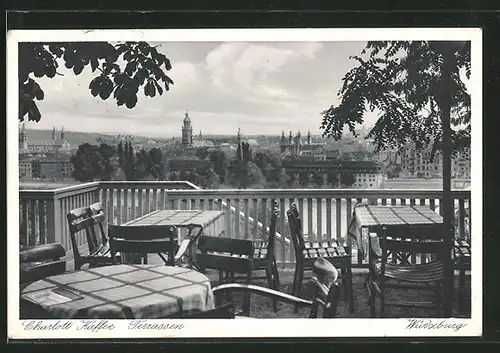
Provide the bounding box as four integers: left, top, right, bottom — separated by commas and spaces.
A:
339, 172, 356, 187
198, 168, 221, 189
19, 41, 173, 122
208, 150, 229, 184
147, 148, 166, 181
311, 171, 326, 188
70, 143, 118, 182
320, 41, 471, 157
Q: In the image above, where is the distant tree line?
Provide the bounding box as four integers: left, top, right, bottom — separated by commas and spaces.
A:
70, 141, 357, 188
70, 141, 166, 182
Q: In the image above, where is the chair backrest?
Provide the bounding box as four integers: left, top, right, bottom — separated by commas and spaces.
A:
265, 200, 280, 257
66, 206, 96, 261
196, 236, 254, 275
20, 243, 66, 286
108, 225, 178, 265
287, 203, 306, 260
379, 223, 447, 266
88, 202, 108, 244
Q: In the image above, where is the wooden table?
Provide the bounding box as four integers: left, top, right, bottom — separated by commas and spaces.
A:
21, 264, 215, 319
120, 209, 226, 264
347, 204, 444, 260
122, 209, 225, 239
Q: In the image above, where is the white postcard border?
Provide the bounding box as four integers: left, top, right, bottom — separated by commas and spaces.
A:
7, 28, 483, 339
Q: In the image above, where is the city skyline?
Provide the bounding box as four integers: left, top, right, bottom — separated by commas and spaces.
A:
24, 41, 383, 138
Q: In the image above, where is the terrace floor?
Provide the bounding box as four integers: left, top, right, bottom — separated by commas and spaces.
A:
65, 254, 470, 319
222, 269, 471, 319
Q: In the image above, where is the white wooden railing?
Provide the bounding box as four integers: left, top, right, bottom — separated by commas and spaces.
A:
19, 181, 471, 267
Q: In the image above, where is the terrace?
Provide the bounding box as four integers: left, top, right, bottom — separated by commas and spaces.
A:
19, 181, 472, 317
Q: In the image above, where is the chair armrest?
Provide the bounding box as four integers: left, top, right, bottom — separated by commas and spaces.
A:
369, 233, 382, 259
174, 239, 192, 261
20, 243, 66, 263
212, 283, 314, 308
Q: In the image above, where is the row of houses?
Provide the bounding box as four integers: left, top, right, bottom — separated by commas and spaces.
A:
377, 145, 471, 180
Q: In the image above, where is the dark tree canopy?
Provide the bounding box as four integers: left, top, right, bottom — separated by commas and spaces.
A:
320, 41, 471, 156
19, 41, 173, 122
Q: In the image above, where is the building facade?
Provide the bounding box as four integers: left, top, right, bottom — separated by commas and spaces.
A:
279, 130, 326, 157
353, 171, 385, 189
18, 124, 71, 155
399, 144, 471, 179
19, 160, 33, 180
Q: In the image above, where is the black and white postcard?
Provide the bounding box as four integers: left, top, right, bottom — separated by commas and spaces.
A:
7, 28, 482, 339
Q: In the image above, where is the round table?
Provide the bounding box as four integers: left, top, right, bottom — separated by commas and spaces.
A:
21, 264, 214, 319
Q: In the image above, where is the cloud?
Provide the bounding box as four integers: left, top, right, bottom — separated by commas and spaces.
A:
25, 41, 377, 137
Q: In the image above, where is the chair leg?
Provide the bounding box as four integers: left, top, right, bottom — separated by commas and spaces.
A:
242, 273, 252, 316
369, 280, 376, 318
294, 263, 304, 313
272, 257, 280, 288
292, 263, 299, 297
346, 266, 355, 314
341, 269, 348, 301
266, 267, 278, 312
436, 282, 445, 317
379, 289, 385, 318
458, 269, 466, 314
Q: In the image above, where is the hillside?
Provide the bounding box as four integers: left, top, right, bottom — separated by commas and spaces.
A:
24, 129, 124, 147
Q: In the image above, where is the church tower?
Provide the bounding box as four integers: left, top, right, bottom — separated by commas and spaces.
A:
293, 131, 302, 157
307, 130, 312, 145
61, 126, 65, 141
181, 110, 193, 147
280, 130, 286, 153
52, 127, 57, 143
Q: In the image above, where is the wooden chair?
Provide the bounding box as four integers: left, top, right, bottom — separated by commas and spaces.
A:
66, 202, 116, 270
195, 236, 254, 315
287, 203, 354, 313
454, 238, 471, 313
367, 224, 447, 317
175, 202, 280, 311
108, 225, 178, 265
230, 200, 280, 298
19, 243, 67, 319
20, 243, 66, 288
175, 257, 341, 319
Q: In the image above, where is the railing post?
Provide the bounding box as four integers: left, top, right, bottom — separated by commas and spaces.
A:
45, 195, 63, 246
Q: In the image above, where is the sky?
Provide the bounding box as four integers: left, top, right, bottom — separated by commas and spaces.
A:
25, 41, 383, 138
